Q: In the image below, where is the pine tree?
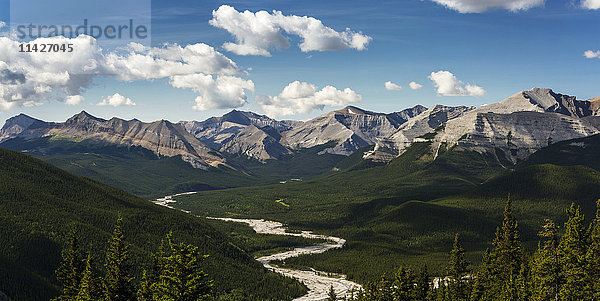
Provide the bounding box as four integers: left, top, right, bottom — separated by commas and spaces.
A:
447, 234, 470, 301
415, 265, 430, 301
558, 204, 590, 300
54, 225, 87, 300
490, 197, 523, 300
137, 270, 153, 301
151, 232, 213, 301
355, 280, 378, 301
374, 274, 393, 301
103, 217, 135, 301
392, 267, 416, 301
327, 285, 337, 301
531, 219, 561, 300
586, 199, 600, 299
434, 280, 448, 301
76, 254, 100, 301
469, 249, 492, 301
515, 254, 532, 300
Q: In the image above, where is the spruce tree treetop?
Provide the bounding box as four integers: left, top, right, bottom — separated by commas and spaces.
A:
448, 234, 470, 301
54, 225, 87, 301
103, 216, 135, 301
558, 203, 590, 300
493, 197, 523, 274
448, 234, 470, 280
327, 285, 337, 301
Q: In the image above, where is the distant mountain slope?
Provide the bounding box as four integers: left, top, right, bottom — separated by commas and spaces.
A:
282, 105, 427, 155
0, 113, 55, 142
181, 110, 296, 160
368, 88, 600, 163
365, 105, 474, 162
434, 88, 600, 163
0, 137, 259, 198
519, 133, 600, 171
435, 164, 600, 240
0, 148, 305, 300
220, 124, 291, 160
0, 111, 229, 169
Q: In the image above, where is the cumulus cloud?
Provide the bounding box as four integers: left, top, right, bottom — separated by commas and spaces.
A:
385, 81, 402, 91
584, 50, 600, 59
98, 93, 136, 107
428, 71, 486, 97
0, 34, 253, 112
65, 95, 84, 105
170, 74, 254, 110
430, 0, 544, 13
582, 0, 600, 9
104, 42, 240, 81
409, 81, 423, 90
0, 22, 5, 29
209, 5, 372, 56
256, 81, 362, 118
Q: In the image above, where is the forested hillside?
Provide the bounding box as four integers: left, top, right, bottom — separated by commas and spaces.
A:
0, 137, 348, 198
345, 200, 600, 300
0, 148, 305, 300
172, 141, 600, 283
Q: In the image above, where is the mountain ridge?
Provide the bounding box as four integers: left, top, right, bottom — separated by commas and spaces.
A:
1, 111, 230, 169
2, 87, 600, 170
366, 88, 600, 163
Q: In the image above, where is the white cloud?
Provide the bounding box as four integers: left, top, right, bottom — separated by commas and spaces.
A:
104, 42, 240, 81
0, 22, 5, 29
0, 34, 254, 112
428, 71, 486, 97
409, 81, 423, 90
430, 0, 544, 13
65, 95, 84, 105
209, 5, 372, 56
98, 93, 136, 107
582, 0, 600, 9
170, 74, 254, 110
256, 81, 362, 118
385, 81, 402, 91
584, 50, 600, 59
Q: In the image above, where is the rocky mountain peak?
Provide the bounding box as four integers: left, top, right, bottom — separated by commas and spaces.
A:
334, 106, 373, 115
523, 87, 572, 109
0, 113, 48, 142
221, 109, 253, 125
503, 88, 593, 118
66, 111, 106, 124
586, 96, 600, 115
1, 113, 38, 130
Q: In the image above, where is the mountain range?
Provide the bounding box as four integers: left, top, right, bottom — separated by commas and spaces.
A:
1, 87, 599, 187
3, 87, 600, 300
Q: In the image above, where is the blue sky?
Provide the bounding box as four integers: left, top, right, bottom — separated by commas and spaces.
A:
0, 0, 599, 125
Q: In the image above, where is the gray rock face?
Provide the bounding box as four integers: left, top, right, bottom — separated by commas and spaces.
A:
448, 111, 599, 162
180, 106, 428, 159
368, 88, 600, 163
4, 88, 598, 168
522, 88, 598, 118
282, 105, 428, 155
1, 111, 228, 169
221, 125, 291, 160
0, 113, 51, 142
181, 110, 296, 147
180, 110, 295, 160
365, 105, 474, 162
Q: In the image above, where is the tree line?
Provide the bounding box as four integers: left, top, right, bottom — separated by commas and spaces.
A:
328, 199, 600, 300
53, 217, 212, 301
56, 198, 600, 301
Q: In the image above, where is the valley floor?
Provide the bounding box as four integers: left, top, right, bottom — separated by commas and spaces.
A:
156, 194, 361, 300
